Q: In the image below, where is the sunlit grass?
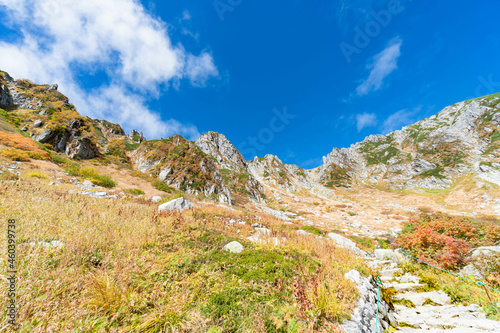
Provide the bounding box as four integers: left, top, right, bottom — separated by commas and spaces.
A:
0, 180, 368, 332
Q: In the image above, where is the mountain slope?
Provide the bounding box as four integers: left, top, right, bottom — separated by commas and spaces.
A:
2, 68, 500, 206
319, 95, 500, 191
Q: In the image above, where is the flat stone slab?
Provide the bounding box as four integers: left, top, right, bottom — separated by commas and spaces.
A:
394, 304, 500, 332
396, 273, 420, 284
381, 268, 403, 278
394, 290, 451, 306
385, 282, 424, 293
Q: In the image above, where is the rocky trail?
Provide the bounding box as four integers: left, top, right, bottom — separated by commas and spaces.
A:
370, 253, 500, 332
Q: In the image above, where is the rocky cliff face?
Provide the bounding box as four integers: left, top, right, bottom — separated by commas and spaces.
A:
0, 70, 148, 161
246, 154, 312, 192
195, 131, 247, 171
130, 135, 234, 204
0, 74, 14, 107
319, 94, 500, 190
194, 131, 266, 202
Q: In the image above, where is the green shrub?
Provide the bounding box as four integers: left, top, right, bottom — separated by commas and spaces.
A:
88, 175, 116, 188
28, 172, 47, 179
0, 171, 19, 181
152, 181, 175, 193
124, 188, 145, 196
158, 192, 183, 205
65, 166, 116, 188
301, 225, 325, 236
50, 153, 74, 166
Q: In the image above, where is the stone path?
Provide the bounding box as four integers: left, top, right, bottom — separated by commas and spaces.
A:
369, 257, 500, 332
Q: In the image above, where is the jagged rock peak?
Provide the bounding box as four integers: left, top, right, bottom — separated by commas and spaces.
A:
195, 131, 247, 170
128, 129, 146, 142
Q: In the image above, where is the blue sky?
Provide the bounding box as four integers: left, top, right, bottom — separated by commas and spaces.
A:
1, 0, 499, 168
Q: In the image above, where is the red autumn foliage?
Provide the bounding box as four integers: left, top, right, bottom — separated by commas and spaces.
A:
395, 212, 500, 270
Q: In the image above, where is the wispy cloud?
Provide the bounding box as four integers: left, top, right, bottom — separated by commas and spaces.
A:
336, 0, 378, 34
355, 112, 378, 132
381, 106, 421, 134
0, 0, 219, 139
299, 157, 323, 169
355, 36, 402, 96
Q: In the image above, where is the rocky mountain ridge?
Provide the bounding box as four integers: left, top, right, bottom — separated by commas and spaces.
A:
2, 69, 500, 205
319, 95, 500, 191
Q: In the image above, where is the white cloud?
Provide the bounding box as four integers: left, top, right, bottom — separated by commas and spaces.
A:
355, 112, 377, 132
381, 107, 421, 134
0, 0, 218, 139
356, 36, 402, 96
182, 10, 192, 21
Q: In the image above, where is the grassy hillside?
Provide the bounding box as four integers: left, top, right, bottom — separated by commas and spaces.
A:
0, 178, 369, 332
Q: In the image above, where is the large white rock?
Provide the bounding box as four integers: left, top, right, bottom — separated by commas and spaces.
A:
223, 241, 244, 253
471, 246, 500, 258
158, 197, 193, 212
327, 233, 359, 252
158, 168, 173, 181
374, 249, 408, 262
295, 229, 310, 236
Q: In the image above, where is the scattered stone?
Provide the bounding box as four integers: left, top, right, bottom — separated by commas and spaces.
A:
151, 196, 162, 203
79, 180, 97, 190
33, 119, 43, 128
327, 233, 359, 252
471, 246, 500, 258
26, 240, 65, 248
223, 241, 244, 253
295, 229, 310, 236
374, 249, 407, 262
80, 191, 118, 199
254, 227, 272, 236
158, 197, 193, 212
460, 264, 483, 279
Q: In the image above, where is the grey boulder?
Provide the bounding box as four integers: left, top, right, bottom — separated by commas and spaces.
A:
35, 129, 55, 143
158, 197, 193, 212
327, 233, 359, 252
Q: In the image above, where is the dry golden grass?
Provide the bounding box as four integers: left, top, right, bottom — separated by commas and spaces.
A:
0, 132, 42, 152
0, 179, 368, 332
0, 148, 50, 162
0, 132, 51, 162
